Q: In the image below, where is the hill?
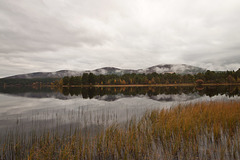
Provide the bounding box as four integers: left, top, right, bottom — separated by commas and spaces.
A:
3, 64, 206, 79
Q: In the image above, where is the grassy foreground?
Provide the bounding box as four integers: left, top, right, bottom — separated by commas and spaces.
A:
1, 101, 240, 160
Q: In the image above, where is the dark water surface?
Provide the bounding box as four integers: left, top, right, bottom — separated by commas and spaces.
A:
0, 86, 240, 135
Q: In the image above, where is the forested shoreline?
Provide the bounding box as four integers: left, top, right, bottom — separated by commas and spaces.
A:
1, 69, 240, 87
58, 69, 240, 86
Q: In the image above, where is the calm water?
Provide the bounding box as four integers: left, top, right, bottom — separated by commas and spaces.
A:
0, 86, 240, 135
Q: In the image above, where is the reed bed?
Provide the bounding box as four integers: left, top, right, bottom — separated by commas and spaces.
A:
0, 100, 240, 160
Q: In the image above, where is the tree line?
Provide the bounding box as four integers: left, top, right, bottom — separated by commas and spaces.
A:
59, 69, 240, 86
1, 69, 239, 87
0, 78, 59, 87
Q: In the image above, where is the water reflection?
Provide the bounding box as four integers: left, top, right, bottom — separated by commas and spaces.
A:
63, 86, 240, 98
0, 86, 239, 136
0, 85, 240, 101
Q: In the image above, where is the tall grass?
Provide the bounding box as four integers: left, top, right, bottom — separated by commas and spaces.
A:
0, 101, 240, 159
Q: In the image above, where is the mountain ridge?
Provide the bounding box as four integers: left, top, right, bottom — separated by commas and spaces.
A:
3, 64, 206, 79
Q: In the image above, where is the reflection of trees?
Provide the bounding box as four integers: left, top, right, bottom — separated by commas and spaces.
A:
203, 86, 240, 97
1, 86, 239, 100
82, 88, 88, 98
60, 86, 240, 99
88, 88, 95, 99
196, 86, 204, 91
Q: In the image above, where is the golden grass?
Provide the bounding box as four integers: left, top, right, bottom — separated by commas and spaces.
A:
0, 101, 240, 159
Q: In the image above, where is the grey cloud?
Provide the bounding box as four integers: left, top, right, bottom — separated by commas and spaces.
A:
0, 0, 240, 78
0, 0, 112, 53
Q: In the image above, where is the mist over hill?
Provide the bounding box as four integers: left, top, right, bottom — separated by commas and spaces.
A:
4, 64, 206, 79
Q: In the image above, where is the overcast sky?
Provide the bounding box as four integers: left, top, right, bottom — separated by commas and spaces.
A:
0, 0, 240, 78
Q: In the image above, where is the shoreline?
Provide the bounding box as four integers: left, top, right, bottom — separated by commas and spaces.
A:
62, 83, 240, 88
2, 83, 240, 88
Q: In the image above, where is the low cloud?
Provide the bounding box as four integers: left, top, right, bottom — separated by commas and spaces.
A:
0, 0, 239, 77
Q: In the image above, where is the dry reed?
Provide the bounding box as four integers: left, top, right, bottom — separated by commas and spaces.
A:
0, 100, 240, 159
